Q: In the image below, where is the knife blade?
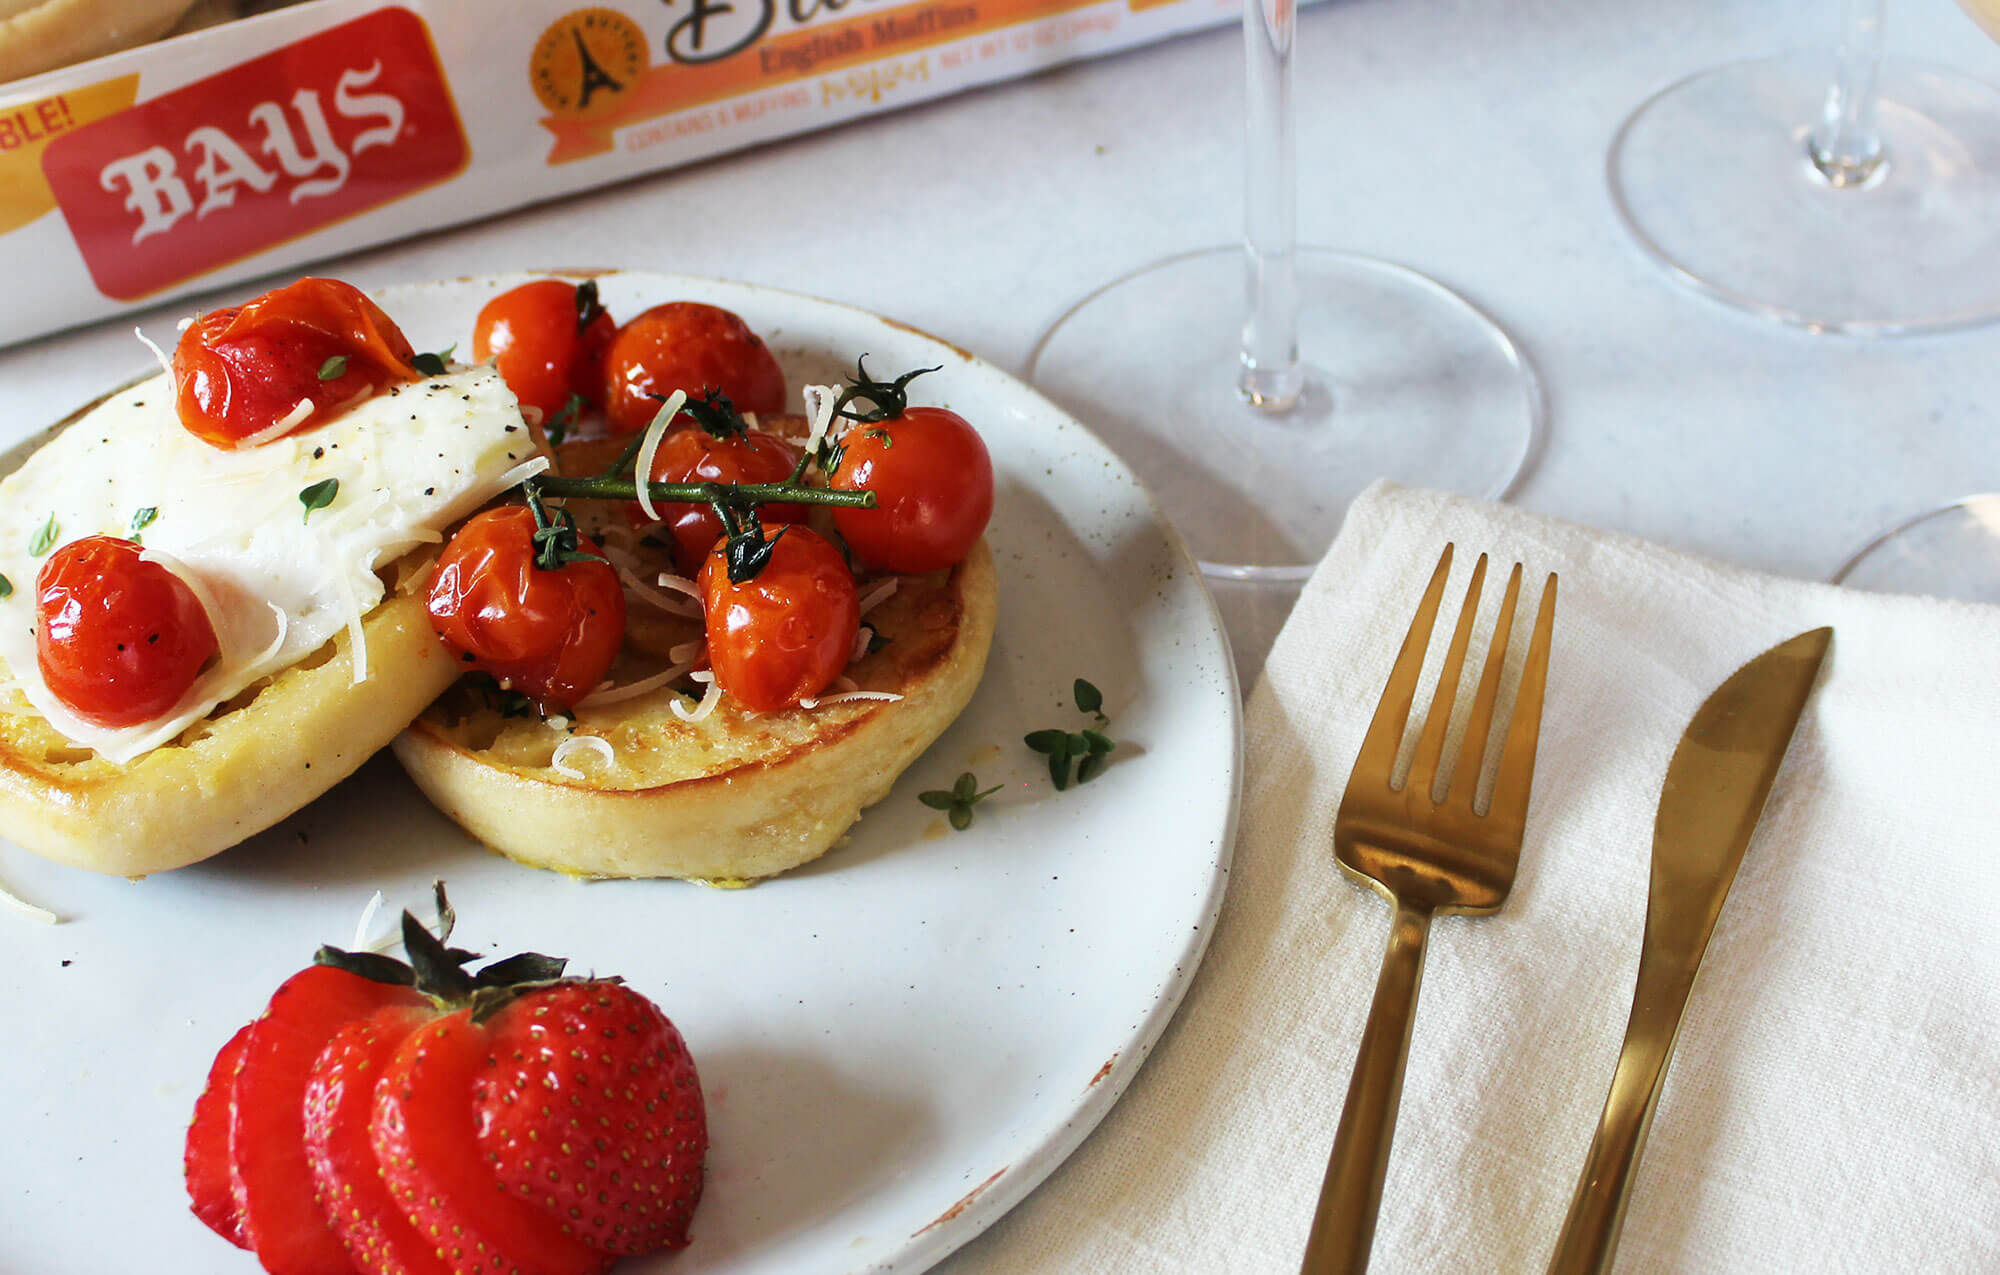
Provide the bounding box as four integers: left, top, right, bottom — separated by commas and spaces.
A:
1545, 625, 1831, 1275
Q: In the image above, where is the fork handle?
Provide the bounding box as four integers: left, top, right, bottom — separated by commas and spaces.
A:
1300, 897, 1434, 1275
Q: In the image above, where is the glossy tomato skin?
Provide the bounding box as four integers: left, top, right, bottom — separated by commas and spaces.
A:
830, 407, 994, 573
172, 277, 420, 450
36, 536, 219, 728
630, 427, 806, 575
427, 506, 625, 711
698, 527, 859, 713
600, 302, 786, 434
471, 280, 617, 421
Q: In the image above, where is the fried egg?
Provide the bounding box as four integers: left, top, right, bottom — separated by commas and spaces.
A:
0, 364, 541, 764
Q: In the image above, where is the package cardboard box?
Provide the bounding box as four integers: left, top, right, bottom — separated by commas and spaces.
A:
0, 0, 1240, 346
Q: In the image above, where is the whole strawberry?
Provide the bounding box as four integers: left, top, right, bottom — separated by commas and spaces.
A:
186, 886, 709, 1275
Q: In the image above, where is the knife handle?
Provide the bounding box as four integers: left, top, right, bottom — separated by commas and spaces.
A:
1300, 897, 1433, 1275
1545, 958, 1698, 1275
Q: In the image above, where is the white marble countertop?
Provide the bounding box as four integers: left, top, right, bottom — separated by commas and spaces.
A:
3, 0, 1995, 683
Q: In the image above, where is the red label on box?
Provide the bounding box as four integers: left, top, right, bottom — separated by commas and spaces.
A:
43, 8, 468, 301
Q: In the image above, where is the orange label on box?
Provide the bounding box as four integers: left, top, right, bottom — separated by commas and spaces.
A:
539, 0, 1096, 163
0, 76, 139, 236
42, 8, 468, 301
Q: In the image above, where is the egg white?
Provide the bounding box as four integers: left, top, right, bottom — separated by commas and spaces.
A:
0, 365, 541, 764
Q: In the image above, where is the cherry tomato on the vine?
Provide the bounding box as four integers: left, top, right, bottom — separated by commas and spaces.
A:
601, 303, 786, 434
172, 278, 421, 450
426, 505, 625, 712
471, 280, 617, 422
36, 536, 219, 728
829, 407, 993, 574
630, 427, 806, 575
697, 526, 859, 713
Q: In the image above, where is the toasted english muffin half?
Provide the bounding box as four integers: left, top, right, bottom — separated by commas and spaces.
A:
391, 538, 997, 883
0, 577, 457, 877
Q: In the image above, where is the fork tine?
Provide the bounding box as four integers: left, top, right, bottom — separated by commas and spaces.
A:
1406, 554, 1488, 801
1486, 573, 1558, 837
1348, 545, 1455, 789
1446, 561, 1523, 806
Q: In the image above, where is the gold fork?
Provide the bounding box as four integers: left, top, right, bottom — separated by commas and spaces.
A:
1300, 544, 1557, 1275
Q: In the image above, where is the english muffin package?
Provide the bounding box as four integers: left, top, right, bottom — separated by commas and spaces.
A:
0, 0, 1245, 347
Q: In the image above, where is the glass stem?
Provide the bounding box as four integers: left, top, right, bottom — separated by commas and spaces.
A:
1809, 0, 1887, 186
1239, 0, 1304, 411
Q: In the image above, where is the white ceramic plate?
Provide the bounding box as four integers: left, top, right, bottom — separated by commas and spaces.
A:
0, 272, 1240, 1274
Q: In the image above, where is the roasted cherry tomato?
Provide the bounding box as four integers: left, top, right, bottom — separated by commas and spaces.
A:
426, 506, 625, 712
630, 426, 806, 575
697, 526, 859, 713
471, 279, 617, 422
829, 407, 993, 573
172, 277, 422, 450
36, 536, 219, 728
600, 303, 786, 434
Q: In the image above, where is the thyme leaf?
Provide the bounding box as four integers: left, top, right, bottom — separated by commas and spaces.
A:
299, 479, 340, 522
318, 355, 349, 380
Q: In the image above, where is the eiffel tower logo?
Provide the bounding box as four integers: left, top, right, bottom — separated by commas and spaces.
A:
572, 24, 626, 110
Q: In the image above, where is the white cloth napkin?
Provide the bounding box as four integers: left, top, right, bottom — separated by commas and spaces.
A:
940, 483, 2000, 1273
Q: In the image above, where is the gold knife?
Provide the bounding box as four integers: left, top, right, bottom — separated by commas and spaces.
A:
1546, 626, 1832, 1275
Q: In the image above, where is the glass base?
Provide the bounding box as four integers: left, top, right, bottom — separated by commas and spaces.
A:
1609, 55, 2000, 334
1023, 247, 1542, 582
1830, 496, 2000, 602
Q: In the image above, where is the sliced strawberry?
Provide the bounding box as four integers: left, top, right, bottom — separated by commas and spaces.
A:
374, 1011, 611, 1275
232, 965, 425, 1275
305, 1006, 452, 1275
186, 1022, 253, 1248
474, 982, 708, 1254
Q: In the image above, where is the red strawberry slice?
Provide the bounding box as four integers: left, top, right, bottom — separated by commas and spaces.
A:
304, 1006, 452, 1275
473, 982, 708, 1254
186, 1022, 253, 1248
373, 1010, 611, 1275
232, 965, 425, 1275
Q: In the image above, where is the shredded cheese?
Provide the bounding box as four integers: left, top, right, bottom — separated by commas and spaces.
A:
481, 455, 553, 502
670, 671, 722, 722
801, 384, 841, 454
134, 326, 173, 375
351, 890, 387, 950
236, 399, 315, 449
850, 625, 875, 664
577, 659, 700, 709
0, 880, 59, 925
632, 389, 688, 523
616, 564, 699, 617
320, 538, 370, 686
857, 578, 899, 615
550, 734, 615, 779
654, 573, 703, 601
545, 715, 570, 731
798, 689, 905, 709
668, 639, 704, 665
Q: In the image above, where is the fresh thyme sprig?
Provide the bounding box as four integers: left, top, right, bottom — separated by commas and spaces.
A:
521, 479, 606, 572
919, 772, 1003, 830
1025, 678, 1119, 790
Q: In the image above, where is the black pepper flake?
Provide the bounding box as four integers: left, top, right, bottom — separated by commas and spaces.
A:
313, 447, 325, 459
504, 425, 518, 433
423, 487, 435, 496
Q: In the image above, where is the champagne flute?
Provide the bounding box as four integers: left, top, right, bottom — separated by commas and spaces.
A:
1608, 0, 2000, 333
1827, 3, 2000, 601
1831, 495, 2000, 600
1023, 0, 1543, 582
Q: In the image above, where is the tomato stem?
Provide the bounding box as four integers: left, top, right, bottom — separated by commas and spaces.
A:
535, 475, 877, 509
